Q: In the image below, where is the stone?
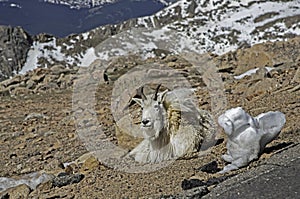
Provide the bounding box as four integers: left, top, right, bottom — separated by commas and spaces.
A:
181, 179, 206, 190
36, 180, 53, 192
0, 88, 10, 96
26, 79, 36, 89
79, 156, 99, 173
30, 74, 45, 83
52, 173, 84, 188
0, 26, 33, 81
11, 87, 32, 96
162, 186, 209, 199
206, 175, 233, 186
1, 184, 31, 198
34, 82, 59, 92
50, 65, 66, 75
43, 75, 58, 84
0, 172, 54, 194
24, 113, 48, 121
1, 75, 22, 87
197, 161, 220, 173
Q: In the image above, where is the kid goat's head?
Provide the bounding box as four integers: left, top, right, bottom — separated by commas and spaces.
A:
133, 85, 168, 140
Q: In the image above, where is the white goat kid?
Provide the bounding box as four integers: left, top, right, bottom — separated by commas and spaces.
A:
129, 85, 214, 163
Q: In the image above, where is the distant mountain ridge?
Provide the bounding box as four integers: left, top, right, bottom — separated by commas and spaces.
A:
0, 0, 175, 37
42, 0, 176, 9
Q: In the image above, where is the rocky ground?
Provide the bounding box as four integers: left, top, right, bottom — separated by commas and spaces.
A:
0, 37, 299, 198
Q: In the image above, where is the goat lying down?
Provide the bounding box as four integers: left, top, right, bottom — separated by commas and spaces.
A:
128, 85, 215, 163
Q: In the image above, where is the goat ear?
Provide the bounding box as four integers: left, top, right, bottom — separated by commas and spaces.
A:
132, 98, 143, 107
158, 89, 168, 103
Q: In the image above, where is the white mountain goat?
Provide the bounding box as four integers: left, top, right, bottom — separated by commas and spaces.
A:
128, 85, 216, 163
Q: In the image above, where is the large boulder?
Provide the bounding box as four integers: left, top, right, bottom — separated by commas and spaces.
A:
0, 26, 33, 81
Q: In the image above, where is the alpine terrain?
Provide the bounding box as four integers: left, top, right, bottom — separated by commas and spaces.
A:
0, 0, 299, 198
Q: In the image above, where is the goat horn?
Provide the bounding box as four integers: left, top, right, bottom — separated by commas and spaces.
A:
139, 86, 147, 100
153, 84, 161, 101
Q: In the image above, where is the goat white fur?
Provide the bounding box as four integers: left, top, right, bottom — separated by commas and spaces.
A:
128, 85, 215, 163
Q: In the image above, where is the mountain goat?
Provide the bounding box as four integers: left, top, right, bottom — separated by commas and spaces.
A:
128, 85, 215, 163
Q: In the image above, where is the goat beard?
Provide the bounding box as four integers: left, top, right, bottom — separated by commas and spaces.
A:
142, 128, 160, 140
142, 128, 155, 139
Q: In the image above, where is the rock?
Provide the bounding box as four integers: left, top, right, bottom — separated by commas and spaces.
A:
0, 184, 31, 199
0, 88, 10, 96
206, 175, 233, 186
0, 65, 79, 96
0, 26, 33, 81
181, 186, 209, 198
74, 152, 96, 165
161, 186, 209, 199
36, 180, 53, 192
50, 65, 67, 75
218, 37, 300, 77
43, 75, 58, 84
197, 161, 220, 174
52, 173, 84, 188
57, 74, 76, 89
11, 87, 32, 96
1, 75, 22, 87
26, 79, 36, 89
43, 159, 64, 175
24, 113, 48, 121
34, 82, 59, 92
181, 175, 234, 195
235, 49, 272, 75
79, 156, 99, 173
181, 179, 206, 190
30, 73, 45, 83
0, 172, 53, 194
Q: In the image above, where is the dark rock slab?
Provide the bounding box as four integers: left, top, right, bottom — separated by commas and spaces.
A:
203, 144, 300, 199
51, 173, 84, 188
181, 179, 206, 190
161, 186, 209, 199
197, 160, 220, 174
0, 26, 33, 81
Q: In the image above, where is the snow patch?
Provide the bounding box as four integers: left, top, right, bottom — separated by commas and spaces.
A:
63, 43, 74, 50
82, 32, 90, 40
234, 67, 275, 80
234, 68, 260, 79
136, 0, 300, 56
10, 3, 21, 8
79, 47, 98, 67
21, 38, 71, 74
